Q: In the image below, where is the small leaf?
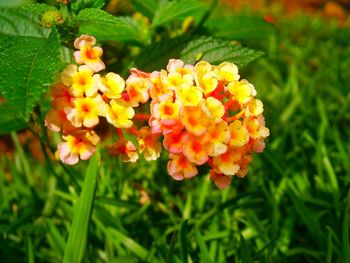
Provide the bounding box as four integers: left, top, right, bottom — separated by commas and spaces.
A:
63, 153, 100, 263
0, 0, 33, 8
71, 0, 105, 13
181, 36, 264, 67
152, 0, 205, 27
135, 36, 263, 71
205, 15, 274, 40
0, 28, 61, 122
131, 0, 159, 19
23, 3, 55, 16
135, 36, 190, 71
0, 8, 49, 37
77, 8, 144, 44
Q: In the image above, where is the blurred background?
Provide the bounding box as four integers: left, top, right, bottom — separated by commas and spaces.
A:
1, 0, 350, 262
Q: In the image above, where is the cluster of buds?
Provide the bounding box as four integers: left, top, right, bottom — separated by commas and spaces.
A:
46, 35, 269, 189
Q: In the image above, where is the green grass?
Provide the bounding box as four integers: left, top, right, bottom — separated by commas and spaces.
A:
1, 14, 350, 262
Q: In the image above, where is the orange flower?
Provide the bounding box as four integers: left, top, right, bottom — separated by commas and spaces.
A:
167, 153, 198, 180
180, 106, 209, 136
137, 127, 162, 161
109, 140, 138, 162
182, 133, 208, 165
151, 95, 181, 125
126, 74, 151, 106
243, 116, 270, 140
213, 147, 242, 176
204, 121, 230, 157
45, 108, 76, 133
163, 131, 183, 154
210, 170, 232, 189
74, 35, 105, 72
58, 130, 99, 165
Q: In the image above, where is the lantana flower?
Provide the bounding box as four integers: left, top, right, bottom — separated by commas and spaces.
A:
47, 34, 270, 189
57, 130, 100, 165
73, 35, 105, 73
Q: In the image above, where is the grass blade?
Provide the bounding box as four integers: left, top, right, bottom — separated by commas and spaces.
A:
165, 231, 177, 263
343, 192, 350, 263
240, 234, 252, 263
194, 227, 212, 263
180, 219, 189, 263
47, 220, 66, 256
63, 153, 100, 263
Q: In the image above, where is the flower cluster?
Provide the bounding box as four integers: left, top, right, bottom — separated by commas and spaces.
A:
46, 35, 269, 189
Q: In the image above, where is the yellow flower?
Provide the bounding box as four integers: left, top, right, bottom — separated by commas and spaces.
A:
166, 59, 194, 90
65, 95, 106, 128
195, 61, 218, 95
217, 62, 240, 82
228, 120, 250, 147
106, 99, 135, 128
95, 72, 125, 99
61, 65, 97, 97
227, 79, 256, 104
176, 85, 203, 106
201, 97, 225, 123
245, 98, 264, 117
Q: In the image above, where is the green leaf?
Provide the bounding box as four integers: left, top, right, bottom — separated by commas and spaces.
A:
135, 36, 263, 71
180, 36, 264, 67
135, 36, 189, 71
152, 0, 205, 27
63, 153, 100, 263
0, 8, 49, 37
0, 0, 33, 8
77, 8, 144, 44
194, 227, 212, 263
0, 28, 61, 122
131, 0, 159, 19
23, 3, 55, 16
72, 0, 105, 13
0, 102, 27, 134
205, 15, 274, 40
